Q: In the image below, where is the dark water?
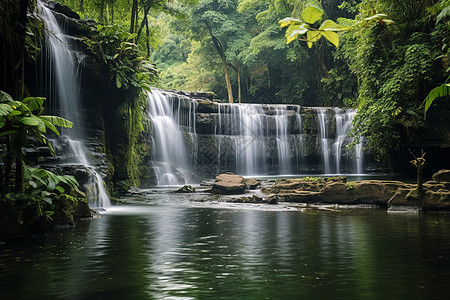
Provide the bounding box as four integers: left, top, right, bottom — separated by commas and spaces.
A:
1, 192, 450, 299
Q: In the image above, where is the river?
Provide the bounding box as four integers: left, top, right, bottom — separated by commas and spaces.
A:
1, 190, 450, 299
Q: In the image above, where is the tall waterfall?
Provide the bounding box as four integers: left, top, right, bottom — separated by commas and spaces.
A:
147, 90, 196, 185
38, 1, 110, 208
148, 91, 366, 185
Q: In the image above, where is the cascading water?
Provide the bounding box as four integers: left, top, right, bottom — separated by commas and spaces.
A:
333, 108, 356, 174
317, 108, 362, 174
147, 91, 366, 183
275, 106, 290, 174
38, 1, 110, 208
317, 108, 331, 174
147, 90, 196, 185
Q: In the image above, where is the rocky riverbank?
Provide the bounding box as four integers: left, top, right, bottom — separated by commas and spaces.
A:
208, 171, 450, 211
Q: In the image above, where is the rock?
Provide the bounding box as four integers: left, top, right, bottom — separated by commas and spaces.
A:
319, 182, 350, 203
281, 191, 322, 203
265, 195, 279, 204
235, 195, 264, 203
270, 177, 326, 194
212, 173, 247, 194
351, 180, 411, 204
46, 1, 80, 19
432, 170, 450, 182
244, 178, 261, 189
388, 186, 450, 211
176, 185, 196, 193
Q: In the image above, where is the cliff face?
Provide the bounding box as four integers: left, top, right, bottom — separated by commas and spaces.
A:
27, 1, 152, 191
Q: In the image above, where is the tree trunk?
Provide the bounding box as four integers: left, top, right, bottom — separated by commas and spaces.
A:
130, 0, 138, 34
145, 16, 150, 57
79, 0, 84, 13
237, 64, 241, 104
205, 22, 233, 103
222, 58, 234, 103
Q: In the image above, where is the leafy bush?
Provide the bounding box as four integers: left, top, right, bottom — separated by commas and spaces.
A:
6, 167, 86, 224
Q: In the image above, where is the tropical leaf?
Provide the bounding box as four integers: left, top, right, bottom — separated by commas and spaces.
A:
321, 31, 339, 47
40, 115, 73, 128
0, 103, 14, 116
41, 118, 60, 136
363, 13, 388, 21
20, 116, 46, 132
22, 97, 45, 111
279, 17, 302, 28
307, 30, 322, 48
286, 24, 309, 44
0, 90, 13, 102
302, 6, 323, 24
423, 83, 450, 118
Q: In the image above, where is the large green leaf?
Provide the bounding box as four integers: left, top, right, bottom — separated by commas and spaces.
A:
286, 23, 309, 44
41, 118, 60, 136
0, 103, 14, 116
40, 115, 73, 128
279, 17, 302, 28
0, 90, 13, 103
302, 6, 323, 24
20, 116, 46, 132
22, 97, 45, 111
307, 30, 322, 48
423, 83, 450, 118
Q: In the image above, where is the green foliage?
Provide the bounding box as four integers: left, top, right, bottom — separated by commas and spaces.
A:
423, 76, 450, 118
84, 24, 157, 92
5, 167, 85, 224
0, 90, 72, 156
342, 0, 449, 163
279, 4, 354, 48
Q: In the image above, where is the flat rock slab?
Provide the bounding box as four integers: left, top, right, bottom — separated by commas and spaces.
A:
212, 173, 247, 195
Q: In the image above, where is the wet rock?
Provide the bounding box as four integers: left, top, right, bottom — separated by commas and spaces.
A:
270, 178, 326, 193
212, 173, 247, 195
351, 180, 411, 204
388, 186, 450, 211
432, 169, 450, 182
235, 195, 264, 203
244, 178, 261, 189
281, 191, 322, 203
177, 185, 196, 193
265, 195, 279, 204
46, 1, 80, 19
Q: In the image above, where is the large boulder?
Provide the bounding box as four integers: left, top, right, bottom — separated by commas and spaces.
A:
388, 185, 450, 211
432, 170, 450, 182
212, 173, 247, 194
351, 180, 411, 204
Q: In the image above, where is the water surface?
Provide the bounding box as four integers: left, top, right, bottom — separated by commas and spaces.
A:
1, 192, 450, 299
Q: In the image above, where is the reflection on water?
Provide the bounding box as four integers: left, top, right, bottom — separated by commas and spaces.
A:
1, 194, 450, 299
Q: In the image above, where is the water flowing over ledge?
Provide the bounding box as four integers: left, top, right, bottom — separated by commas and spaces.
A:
38, 1, 110, 208
147, 89, 368, 186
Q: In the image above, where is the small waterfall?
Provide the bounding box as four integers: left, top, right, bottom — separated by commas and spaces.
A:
38, 1, 110, 208
147, 90, 196, 185
355, 139, 364, 174
274, 106, 290, 174
293, 106, 304, 173
317, 108, 331, 174
333, 108, 356, 174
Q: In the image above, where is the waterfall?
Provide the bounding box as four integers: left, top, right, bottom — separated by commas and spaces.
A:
275, 106, 290, 174
147, 90, 196, 185
317, 108, 331, 174
333, 108, 356, 174
38, 1, 110, 208
148, 92, 366, 183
